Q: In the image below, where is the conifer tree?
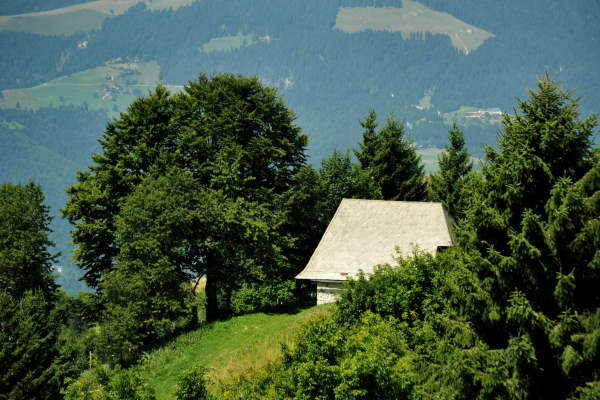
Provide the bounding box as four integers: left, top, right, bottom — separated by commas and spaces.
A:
355, 112, 427, 201
452, 74, 599, 398
0, 290, 61, 400
0, 182, 70, 399
355, 109, 379, 170
372, 116, 427, 201
430, 123, 473, 218
0, 181, 57, 301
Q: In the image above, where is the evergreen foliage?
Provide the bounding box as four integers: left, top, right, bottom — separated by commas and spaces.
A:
284, 164, 326, 271
222, 76, 600, 399
0, 181, 94, 399
355, 112, 427, 201
430, 123, 473, 218
443, 74, 599, 398
0, 181, 57, 300
354, 109, 379, 171
0, 290, 62, 400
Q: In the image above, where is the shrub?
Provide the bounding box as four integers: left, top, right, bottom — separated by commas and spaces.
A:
175, 366, 211, 400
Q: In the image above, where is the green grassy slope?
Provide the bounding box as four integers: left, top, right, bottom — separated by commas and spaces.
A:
334, 0, 494, 54
0, 0, 196, 36
0, 60, 165, 115
134, 304, 331, 399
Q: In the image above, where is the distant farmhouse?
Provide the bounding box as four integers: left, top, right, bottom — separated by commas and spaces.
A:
296, 199, 455, 304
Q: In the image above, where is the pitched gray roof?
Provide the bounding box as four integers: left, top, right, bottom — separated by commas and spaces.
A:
295, 199, 454, 281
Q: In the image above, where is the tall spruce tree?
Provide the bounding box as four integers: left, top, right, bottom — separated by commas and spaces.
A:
430, 123, 473, 218
355, 109, 379, 170
355, 112, 427, 201
0, 182, 57, 300
0, 182, 62, 399
374, 116, 427, 201
0, 290, 62, 400
451, 74, 599, 398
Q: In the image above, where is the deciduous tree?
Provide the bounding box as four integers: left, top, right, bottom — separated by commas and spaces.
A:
64, 74, 310, 326
318, 149, 380, 222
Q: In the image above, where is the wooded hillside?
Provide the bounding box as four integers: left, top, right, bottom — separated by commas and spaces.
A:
2, 72, 598, 399
1, 0, 598, 294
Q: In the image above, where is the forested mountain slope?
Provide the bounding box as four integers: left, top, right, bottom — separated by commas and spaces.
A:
0, 0, 598, 293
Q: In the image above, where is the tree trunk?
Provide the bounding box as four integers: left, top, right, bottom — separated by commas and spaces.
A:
190, 305, 198, 326
204, 275, 218, 322
189, 277, 201, 326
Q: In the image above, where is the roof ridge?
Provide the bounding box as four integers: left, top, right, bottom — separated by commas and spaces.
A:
341, 198, 443, 205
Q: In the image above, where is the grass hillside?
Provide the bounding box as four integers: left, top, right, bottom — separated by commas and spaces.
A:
133, 304, 332, 399
0, 0, 195, 35
334, 0, 494, 54
0, 60, 184, 117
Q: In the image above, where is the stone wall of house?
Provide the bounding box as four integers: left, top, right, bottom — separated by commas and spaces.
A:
316, 281, 344, 304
